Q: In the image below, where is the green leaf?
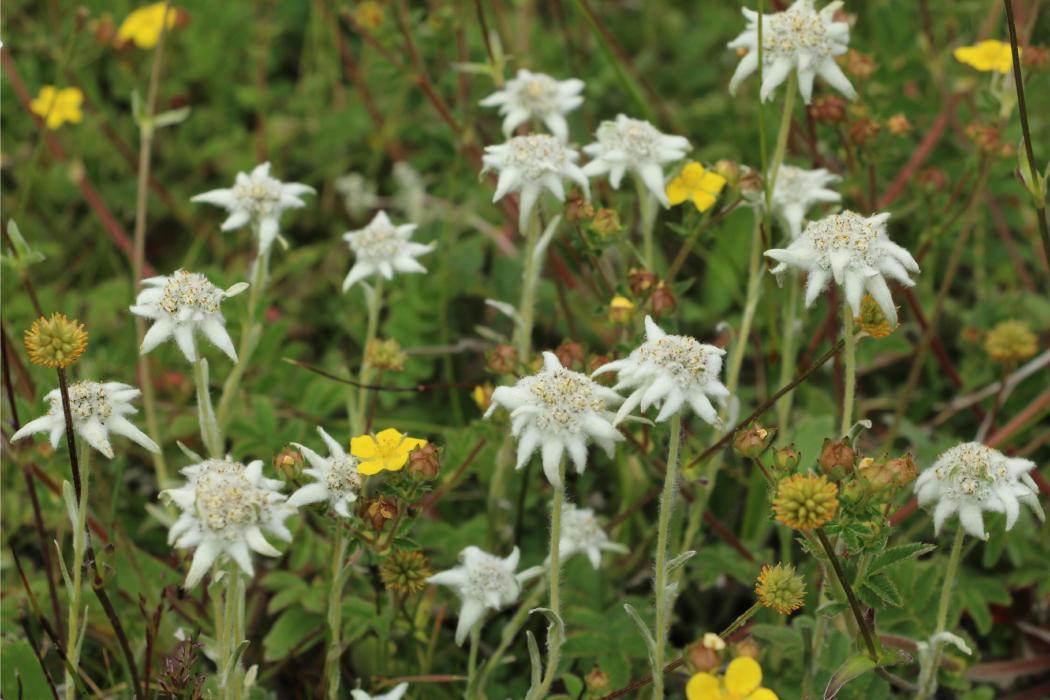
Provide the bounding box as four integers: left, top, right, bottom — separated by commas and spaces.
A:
750, 624, 803, 655
824, 653, 876, 699
863, 574, 903, 607
262, 608, 323, 662
867, 543, 936, 578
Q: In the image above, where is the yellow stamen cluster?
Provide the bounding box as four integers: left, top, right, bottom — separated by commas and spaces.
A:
755, 563, 806, 614
984, 320, 1038, 366
772, 473, 839, 531
379, 549, 432, 595
24, 313, 88, 368
854, 294, 896, 338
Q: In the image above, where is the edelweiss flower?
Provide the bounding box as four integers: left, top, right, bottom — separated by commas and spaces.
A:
764, 210, 919, 326
427, 546, 536, 645
350, 683, 409, 700
130, 269, 246, 363
341, 211, 435, 292
751, 165, 842, 240
594, 316, 729, 427
483, 134, 589, 231
163, 458, 295, 588
12, 381, 159, 458
479, 69, 585, 142
484, 352, 623, 488
581, 114, 691, 207
557, 502, 628, 569
289, 426, 362, 518
728, 0, 856, 104
191, 162, 314, 253
915, 442, 1043, 539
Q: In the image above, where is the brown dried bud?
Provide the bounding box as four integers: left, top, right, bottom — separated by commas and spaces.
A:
773, 444, 801, 472
685, 633, 725, 673
819, 438, 856, 480
713, 159, 741, 185
809, 95, 847, 123
966, 122, 1002, 154
844, 49, 876, 80
858, 454, 917, 496
1022, 44, 1048, 71
407, 443, 441, 481
649, 282, 677, 318
584, 665, 611, 694
486, 343, 517, 375
362, 496, 397, 531
887, 114, 912, 135
591, 208, 622, 237
735, 637, 760, 659
274, 446, 304, 480
628, 267, 658, 296
92, 14, 115, 44
554, 340, 586, 371
733, 425, 772, 459
588, 354, 612, 375
917, 167, 948, 192
565, 190, 595, 222
849, 118, 881, 146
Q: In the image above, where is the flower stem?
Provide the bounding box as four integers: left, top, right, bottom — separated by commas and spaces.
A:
465, 622, 482, 699
325, 527, 350, 700
217, 246, 271, 431
725, 215, 765, 394
840, 298, 856, 437
478, 579, 548, 692
915, 526, 965, 700
217, 568, 246, 700
637, 180, 658, 271
530, 459, 567, 700
815, 528, 879, 661
516, 210, 541, 364
775, 270, 801, 430
353, 278, 385, 435
721, 601, 761, 640
194, 358, 223, 458
64, 441, 91, 700
651, 413, 682, 700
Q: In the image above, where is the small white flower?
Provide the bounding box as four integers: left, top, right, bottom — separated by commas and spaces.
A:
350, 683, 409, 700
594, 316, 729, 427
191, 162, 314, 253
484, 352, 623, 488
728, 0, 856, 103
342, 211, 435, 292
749, 165, 842, 240
915, 442, 1043, 540
334, 172, 379, 220
764, 210, 919, 326
288, 426, 362, 518
12, 380, 159, 458
556, 502, 628, 569
479, 69, 585, 143
130, 269, 245, 363
426, 546, 536, 645
163, 457, 295, 588
392, 162, 428, 223
581, 114, 691, 207
482, 134, 589, 232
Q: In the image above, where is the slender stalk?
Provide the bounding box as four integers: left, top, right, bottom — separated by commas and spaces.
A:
725, 215, 764, 394
64, 442, 91, 700
325, 528, 350, 700
840, 299, 856, 437
530, 460, 567, 700
721, 602, 761, 640
651, 413, 682, 700
477, 580, 548, 692
814, 528, 878, 661
217, 568, 246, 700
516, 211, 541, 364
765, 72, 797, 209
465, 622, 481, 699
774, 270, 801, 430
217, 246, 271, 430
915, 526, 966, 700
194, 358, 223, 458
1003, 0, 1050, 277
354, 278, 384, 435
637, 180, 658, 270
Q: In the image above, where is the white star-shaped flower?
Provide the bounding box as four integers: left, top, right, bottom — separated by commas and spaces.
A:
342, 211, 435, 292
728, 0, 856, 103
130, 269, 246, 363
750, 165, 842, 240
288, 426, 362, 518
350, 683, 409, 700
915, 442, 1043, 540
484, 352, 623, 488
479, 69, 585, 143
12, 380, 160, 458
594, 316, 729, 427
764, 210, 919, 326
162, 457, 295, 588
426, 546, 537, 645
482, 134, 589, 232
191, 162, 314, 253
556, 502, 628, 569
581, 114, 691, 207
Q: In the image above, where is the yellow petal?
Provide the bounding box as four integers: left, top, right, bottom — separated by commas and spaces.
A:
699, 171, 728, 194
680, 161, 705, 186
746, 689, 779, 700
350, 435, 379, 459
685, 672, 723, 700
398, 437, 427, 456
356, 458, 384, 476
691, 191, 717, 212
375, 427, 404, 449
666, 178, 690, 206
725, 657, 762, 697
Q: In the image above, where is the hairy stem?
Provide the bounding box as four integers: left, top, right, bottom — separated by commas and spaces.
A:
840, 298, 856, 437
478, 580, 548, 692
325, 528, 349, 700
194, 358, 223, 458
651, 413, 682, 700
530, 459, 567, 700
218, 568, 246, 700
775, 270, 801, 431
516, 210, 541, 364
217, 246, 271, 430
637, 179, 658, 271
354, 277, 385, 435
64, 442, 90, 700
815, 528, 879, 661
915, 526, 966, 700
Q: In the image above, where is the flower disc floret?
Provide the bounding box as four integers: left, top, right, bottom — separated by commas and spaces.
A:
755, 563, 806, 614
773, 473, 839, 530
24, 313, 88, 368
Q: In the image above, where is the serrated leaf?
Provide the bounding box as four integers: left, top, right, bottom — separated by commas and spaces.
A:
667, 550, 696, 575
824, 653, 876, 699
818, 601, 849, 618
262, 608, 322, 662
867, 543, 936, 578
863, 574, 903, 607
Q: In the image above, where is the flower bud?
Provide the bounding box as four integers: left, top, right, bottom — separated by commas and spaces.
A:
628, 267, 658, 296
855, 294, 897, 338
564, 190, 595, 222
584, 665, 611, 695
844, 49, 876, 80
588, 354, 612, 375
735, 638, 760, 659
984, 320, 1038, 366
472, 383, 494, 412
366, 338, 407, 372
649, 282, 677, 318
849, 118, 881, 146
818, 438, 855, 480
1022, 44, 1048, 71
274, 446, 304, 480
686, 641, 721, 673
407, 443, 441, 481
379, 549, 432, 595
362, 496, 397, 531
486, 344, 517, 375
773, 444, 801, 472
887, 114, 912, 135
608, 295, 635, 325
755, 562, 806, 614
591, 208, 621, 238
555, 340, 586, 370
809, 95, 847, 123
733, 425, 772, 459
713, 159, 741, 186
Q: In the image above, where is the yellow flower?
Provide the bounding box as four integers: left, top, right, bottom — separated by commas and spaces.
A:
772, 473, 839, 531
686, 656, 779, 700
29, 87, 84, 130
608, 295, 635, 324
953, 40, 1018, 74
24, 313, 88, 368
351, 428, 427, 476
666, 162, 727, 213
472, 383, 494, 412
116, 3, 178, 49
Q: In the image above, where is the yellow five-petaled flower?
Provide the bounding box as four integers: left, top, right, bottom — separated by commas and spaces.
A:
117, 2, 179, 49
666, 162, 727, 213
351, 428, 427, 476
686, 656, 779, 700
30, 87, 84, 130
953, 40, 1018, 74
